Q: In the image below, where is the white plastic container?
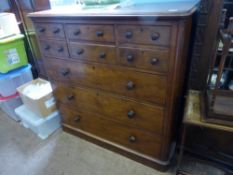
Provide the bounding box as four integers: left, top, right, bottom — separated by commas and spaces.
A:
15, 105, 61, 139
0, 93, 22, 121
0, 64, 33, 97
0, 13, 20, 39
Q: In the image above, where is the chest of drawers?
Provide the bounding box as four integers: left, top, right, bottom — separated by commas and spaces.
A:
29, 2, 198, 170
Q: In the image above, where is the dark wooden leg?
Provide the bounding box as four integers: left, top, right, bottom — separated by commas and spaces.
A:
176, 125, 191, 175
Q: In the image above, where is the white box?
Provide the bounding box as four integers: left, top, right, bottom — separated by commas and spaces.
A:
0, 64, 33, 97
0, 94, 22, 121
15, 105, 61, 139
0, 13, 20, 39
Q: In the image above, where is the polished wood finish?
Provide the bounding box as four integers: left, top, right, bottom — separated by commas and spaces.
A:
60, 105, 162, 158
118, 47, 169, 72
46, 58, 167, 105
65, 24, 115, 42
29, 1, 197, 170
35, 23, 65, 39
69, 42, 116, 64
54, 83, 165, 134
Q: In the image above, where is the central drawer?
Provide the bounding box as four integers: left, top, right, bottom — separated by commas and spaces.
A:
60, 104, 162, 158
46, 58, 167, 104
54, 83, 164, 134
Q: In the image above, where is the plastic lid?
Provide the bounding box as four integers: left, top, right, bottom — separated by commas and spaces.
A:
0, 92, 19, 101
0, 64, 31, 80
0, 34, 24, 44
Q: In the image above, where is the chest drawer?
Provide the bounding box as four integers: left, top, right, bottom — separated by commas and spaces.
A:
40, 40, 69, 58
60, 105, 162, 158
118, 47, 169, 72
116, 25, 171, 46
35, 23, 65, 39
54, 83, 164, 134
65, 24, 115, 42
69, 43, 116, 64
46, 58, 167, 105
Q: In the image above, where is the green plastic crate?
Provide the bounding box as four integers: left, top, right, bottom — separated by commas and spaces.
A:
0, 34, 28, 73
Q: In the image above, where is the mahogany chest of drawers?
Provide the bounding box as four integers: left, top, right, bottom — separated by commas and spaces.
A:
29, 1, 198, 170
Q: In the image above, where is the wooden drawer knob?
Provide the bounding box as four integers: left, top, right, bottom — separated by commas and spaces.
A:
127, 110, 135, 119
38, 27, 46, 33
126, 81, 135, 90
96, 31, 104, 37
73, 29, 81, 35
74, 116, 81, 122
44, 45, 50, 50
126, 54, 134, 62
129, 135, 137, 143
99, 52, 106, 59
53, 28, 60, 34
151, 32, 160, 41
67, 94, 75, 101
150, 58, 159, 65
125, 31, 133, 39
77, 48, 84, 55
57, 47, 64, 52
60, 68, 70, 76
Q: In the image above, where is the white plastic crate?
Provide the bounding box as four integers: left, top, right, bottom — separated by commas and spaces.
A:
0, 64, 33, 97
15, 105, 61, 139
0, 94, 22, 121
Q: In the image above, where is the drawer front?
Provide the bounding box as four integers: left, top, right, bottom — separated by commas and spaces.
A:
60, 105, 162, 158
46, 58, 167, 105
35, 23, 65, 39
65, 24, 115, 42
116, 25, 171, 46
54, 83, 164, 134
118, 47, 169, 72
69, 43, 116, 64
40, 40, 69, 58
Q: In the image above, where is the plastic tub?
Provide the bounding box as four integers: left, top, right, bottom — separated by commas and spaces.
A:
0, 64, 33, 97
0, 34, 28, 73
0, 93, 23, 121
15, 105, 61, 139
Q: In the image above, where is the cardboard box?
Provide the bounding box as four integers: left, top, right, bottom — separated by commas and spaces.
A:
17, 78, 56, 118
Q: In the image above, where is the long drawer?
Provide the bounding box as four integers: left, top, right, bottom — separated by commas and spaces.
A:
60, 104, 162, 158
46, 58, 167, 105
54, 82, 164, 134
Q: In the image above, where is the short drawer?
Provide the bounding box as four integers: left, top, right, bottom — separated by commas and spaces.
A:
116, 25, 171, 46
35, 23, 65, 39
46, 58, 167, 105
39, 40, 69, 58
69, 43, 116, 64
60, 105, 162, 158
118, 47, 169, 72
54, 83, 164, 134
65, 24, 115, 42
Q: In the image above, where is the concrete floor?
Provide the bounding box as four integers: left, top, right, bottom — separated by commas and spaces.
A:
0, 109, 226, 175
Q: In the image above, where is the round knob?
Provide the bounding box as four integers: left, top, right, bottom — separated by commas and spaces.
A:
57, 47, 64, 52
125, 31, 133, 39
129, 135, 137, 143
96, 31, 104, 37
39, 27, 46, 33
150, 58, 159, 65
53, 28, 60, 34
74, 29, 81, 35
151, 32, 160, 41
126, 81, 135, 90
74, 116, 81, 122
60, 68, 70, 76
126, 54, 134, 62
67, 94, 75, 101
127, 110, 135, 119
77, 48, 84, 55
44, 45, 50, 50
99, 52, 106, 59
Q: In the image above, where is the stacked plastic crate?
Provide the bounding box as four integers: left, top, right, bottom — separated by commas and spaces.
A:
0, 13, 33, 121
